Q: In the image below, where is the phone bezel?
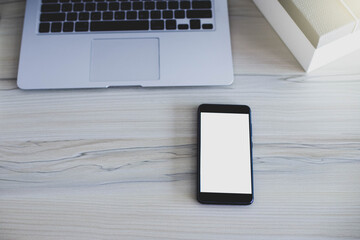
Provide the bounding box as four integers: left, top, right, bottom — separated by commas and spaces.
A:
197, 104, 254, 205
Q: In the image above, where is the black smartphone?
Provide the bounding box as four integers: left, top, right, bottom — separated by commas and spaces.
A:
197, 104, 254, 205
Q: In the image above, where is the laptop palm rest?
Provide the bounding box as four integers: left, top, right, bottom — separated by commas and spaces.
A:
90, 38, 160, 82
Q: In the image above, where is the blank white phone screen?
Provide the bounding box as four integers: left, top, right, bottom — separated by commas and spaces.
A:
200, 112, 252, 194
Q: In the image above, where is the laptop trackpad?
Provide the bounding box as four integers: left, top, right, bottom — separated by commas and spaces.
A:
90, 38, 159, 82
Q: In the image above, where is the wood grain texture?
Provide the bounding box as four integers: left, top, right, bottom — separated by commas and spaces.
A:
0, 0, 360, 239
0, 0, 25, 79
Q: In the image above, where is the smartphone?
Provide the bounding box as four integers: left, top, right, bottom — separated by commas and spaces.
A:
197, 104, 254, 205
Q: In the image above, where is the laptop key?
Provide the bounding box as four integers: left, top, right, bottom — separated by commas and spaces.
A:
175, 10, 185, 19
51, 22, 62, 32
192, 1, 212, 9
168, 1, 179, 9
187, 10, 212, 18
127, 11, 137, 20
133, 2, 143, 10
97, 3, 108, 11
91, 12, 101, 20
166, 20, 176, 30
85, 3, 96, 11
190, 19, 201, 29
91, 21, 149, 31
67, 12, 77, 21
178, 24, 189, 30
109, 2, 119, 10
202, 23, 213, 29
63, 22, 74, 32
156, 1, 167, 10
73, 3, 84, 11
139, 11, 149, 19
121, 2, 131, 10
180, 1, 190, 9
145, 2, 155, 10
41, 4, 61, 12
114, 12, 125, 20
62, 4, 72, 12
40, 13, 65, 22
151, 20, 164, 30
75, 22, 89, 31
163, 11, 173, 19
39, 23, 50, 33
151, 11, 161, 19
79, 12, 90, 20
103, 11, 114, 20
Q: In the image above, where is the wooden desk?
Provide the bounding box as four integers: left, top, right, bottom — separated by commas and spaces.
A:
1, 1, 359, 239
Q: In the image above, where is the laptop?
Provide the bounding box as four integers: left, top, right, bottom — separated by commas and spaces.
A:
18, 0, 234, 89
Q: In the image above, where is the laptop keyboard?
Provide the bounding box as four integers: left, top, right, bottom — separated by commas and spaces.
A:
39, 0, 214, 33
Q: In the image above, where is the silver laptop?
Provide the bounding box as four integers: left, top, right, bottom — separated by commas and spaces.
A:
18, 0, 233, 89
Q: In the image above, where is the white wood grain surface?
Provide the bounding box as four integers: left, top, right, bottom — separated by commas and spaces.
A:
0, 1, 360, 239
